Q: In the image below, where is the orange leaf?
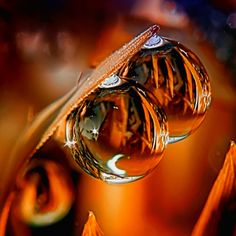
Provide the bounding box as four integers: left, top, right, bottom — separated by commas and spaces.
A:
82, 211, 104, 236
192, 141, 236, 236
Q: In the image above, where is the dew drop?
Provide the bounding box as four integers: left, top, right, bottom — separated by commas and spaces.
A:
65, 79, 168, 183
119, 37, 211, 143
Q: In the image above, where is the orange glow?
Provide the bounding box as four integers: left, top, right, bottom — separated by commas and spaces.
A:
0, 193, 15, 236
13, 160, 74, 227
0, 5, 235, 235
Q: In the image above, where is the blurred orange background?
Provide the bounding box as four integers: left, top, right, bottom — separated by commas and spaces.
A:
0, 0, 236, 235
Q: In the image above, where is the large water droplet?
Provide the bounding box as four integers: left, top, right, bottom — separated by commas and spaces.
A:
65, 79, 168, 183
119, 35, 211, 143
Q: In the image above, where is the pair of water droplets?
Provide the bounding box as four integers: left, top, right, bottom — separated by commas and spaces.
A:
65, 34, 211, 183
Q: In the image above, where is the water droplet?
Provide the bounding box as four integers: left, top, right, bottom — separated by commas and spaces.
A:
66, 80, 168, 183
119, 37, 211, 143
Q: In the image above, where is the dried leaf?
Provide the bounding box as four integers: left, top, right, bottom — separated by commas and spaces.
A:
82, 211, 104, 236
192, 141, 236, 236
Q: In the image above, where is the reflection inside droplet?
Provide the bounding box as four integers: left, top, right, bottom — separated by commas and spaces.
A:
119, 36, 211, 143
142, 33, 163, 49
107, 154, 126, 176
65, 79, 168, 183
100, 74, 122, 88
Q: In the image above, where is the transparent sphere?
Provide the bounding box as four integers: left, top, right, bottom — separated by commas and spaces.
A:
65, 75, 168, 183
118, 34, 211, 143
